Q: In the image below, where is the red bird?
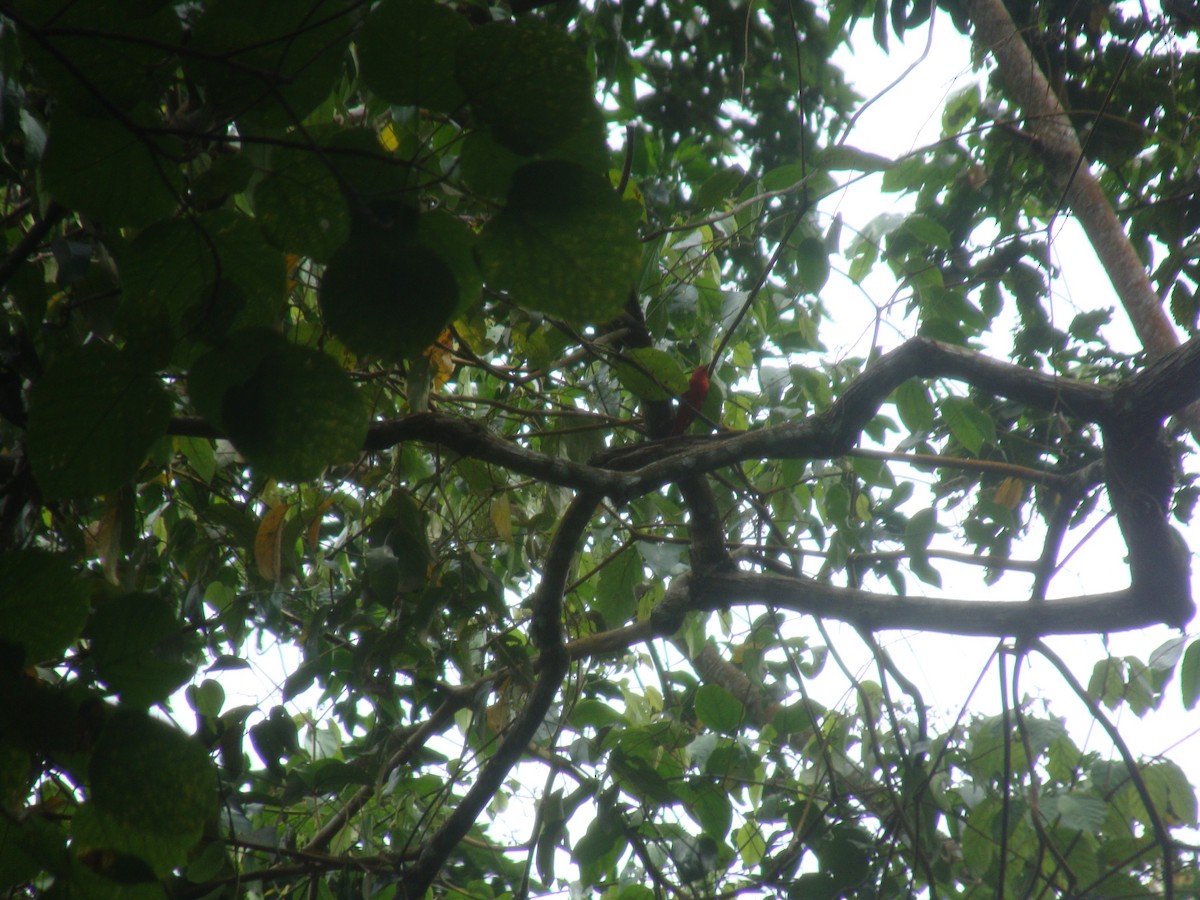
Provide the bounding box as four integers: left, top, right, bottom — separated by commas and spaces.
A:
673, 364, 710, 435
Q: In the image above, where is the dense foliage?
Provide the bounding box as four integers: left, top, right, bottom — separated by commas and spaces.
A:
2, 0, 1200, 897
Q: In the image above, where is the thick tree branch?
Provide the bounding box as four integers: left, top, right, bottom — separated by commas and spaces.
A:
169, 336, 1200, 504
689, 571, 1187, 634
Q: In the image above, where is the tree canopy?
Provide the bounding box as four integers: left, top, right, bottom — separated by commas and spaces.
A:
2, 0, 1200, 897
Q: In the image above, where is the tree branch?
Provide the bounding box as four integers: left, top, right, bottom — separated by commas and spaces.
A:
399, 491, 599, 897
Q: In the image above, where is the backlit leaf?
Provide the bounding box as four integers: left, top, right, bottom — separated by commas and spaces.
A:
255, 504, 291, 582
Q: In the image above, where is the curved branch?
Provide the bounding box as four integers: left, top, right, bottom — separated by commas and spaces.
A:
170, 336, 1200, 505
688, 570, 1185, 635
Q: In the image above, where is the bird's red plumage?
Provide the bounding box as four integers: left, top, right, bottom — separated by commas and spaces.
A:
673, 365, 710, 435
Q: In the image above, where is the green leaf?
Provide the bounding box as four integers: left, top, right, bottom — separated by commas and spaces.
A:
190, 331, 368, 481
904, 508, 938, 551
816, 144, 894, 172
319, 231, 458, 363
252, 145, 350, 262
614, 348, 688, 402
733, 821, 766, 869
27, 344, 171, 499
908, 554, 942, 587
569, 699, 624, 730
594, 548, 641, 629
87, 594, 193, 708
358, 0, 470, 112
119, 210, 286, 349
478, 161, 640, 323
458, 105, 611, 198
324, 127, 415, 214
186, 680, 225, 719
455, 20, 594, 155
0, 551, 88, 666
795, 236, 831, 294
940, 395, 994, 455
0, 814, 65, 891
893, 379, 934, 433
816, 824, 871, 891
1181, 641, 1200, 710
41, 109, 181, 227
574, 809, 626, 888
903, 214, 951, 249
761, 162, 808, 194
672, 833, 722, 881
416, 211, 482, 312
16, 1, 181, 112
689, 783, 733, 839
1047, 793, 1108, 833
694, 684, 745, 735
693, 166, 745, 211
941, 84, 981, 139
1087, 658, 1125, 710
187, 0, 351, 131
81, 710, 216, 872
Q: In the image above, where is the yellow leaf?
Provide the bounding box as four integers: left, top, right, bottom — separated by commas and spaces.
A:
255, 503, 291, 582
490, 493, 512, 543
84, 495, 123, 585
994, 477, 1024, 510
305, 496, 336, 551
284, 253, 302, 292
485, 699, 510, 735
424, 329, 456, 390
379, 122, 399, 152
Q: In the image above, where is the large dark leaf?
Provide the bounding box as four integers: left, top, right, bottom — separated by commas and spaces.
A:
187, 0, 352, 131
16, 0, 181, 111
0, 551, 88, 666
87, 594, 193, 708
358, 0, 469, 112
253, 145, 350, 262
27, 345, 171, 499
455, 20, 594, 155
40, 109, 181, 227
79, 710, 217, 872
477, 161, 640, 323
189, 330, 368, 481
318, 231, 458, 362
119, 210, 286, 349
